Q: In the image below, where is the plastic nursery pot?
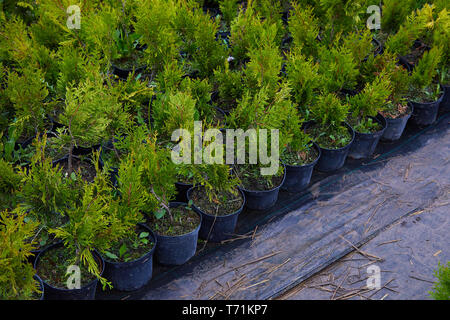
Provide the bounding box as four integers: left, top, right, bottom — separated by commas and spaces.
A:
313, 123, 355, 173
34, 242, 105, 300
34, 275, 44, 300
101, 224, 157, 292
410, 94, 444, 127
186, 187, 246, 242
440, 84, 450, 113
111, 63, 147, 80
381, 105, 414, 142
348, 114, 387, 160
282, 143, 321, 193
237, 164, 287, 211
153, 202, 202, 266
175, 181, 194, 203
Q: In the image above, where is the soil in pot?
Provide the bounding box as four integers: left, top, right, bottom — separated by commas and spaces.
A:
380, 103, 413, 142
189, 187, 244, 217
36, 246, 98, 289
103, 225, 155, 263
348, 115, 387, 159
306, 124, 353, 150
101, 224, 156, 291
281, 143, 321, 193
147, 205, 200, 237
188, 187, 245, 242
282, 144, 319, 167
409, 89, 443, 126
147, 202, 201, 266
57, 156, 97, 183
305, 123, 354, 172
234, 164, 285, 211
234, 164, 284, 192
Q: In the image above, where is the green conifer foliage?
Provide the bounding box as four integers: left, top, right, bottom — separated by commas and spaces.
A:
5, 66, 51, 138
288, 2, 320, 58
285, 47, 321, 110
0, 208, 41, 300
57, 78, 111, 172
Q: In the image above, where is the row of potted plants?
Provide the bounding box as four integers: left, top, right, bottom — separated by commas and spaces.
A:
1, 0, 449, 299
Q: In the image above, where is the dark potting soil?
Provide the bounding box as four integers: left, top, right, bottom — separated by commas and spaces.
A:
112, 51, 146, 70
60, 157, 96, 183
190, 187, 243, 216
380, 102, 411, 119
235, 165, 284, 191
349, 117, 382, 134
403, 44, 428, 66
306, 125, 352, 149
103, 227, 154, 263
37, 246, 97, 289
147, 206, 200, 237
281, 145, 319, 166
408, 86, 443, 104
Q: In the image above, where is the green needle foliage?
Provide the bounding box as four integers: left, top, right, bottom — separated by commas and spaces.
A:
152, 91, 197, 140
285, 47, 321, 111
219, 0, 240, 27
429, 261, 450, 300
0, 158, 22, 210
56, 78, 112, 173
381, 0, 415, 34
5, 66, 51, 139
0, 208, 41, 300
309, 92, 351, 149
409, 46, 443, 102
133, 0, 179, 78
348, 75, 392, 133
19, 134, 76, 229
288, 2, 320, 58
318, 43, 359, 93
49, 161, 128, 289
213, 60, 245, 112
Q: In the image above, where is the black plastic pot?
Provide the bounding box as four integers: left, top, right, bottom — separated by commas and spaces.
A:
440, 84, 450, 113
111, 63, 146, 80
381, 105, 413, 142
238, 164, 286, 211
175, 181, 194, 203
410, 94, 443, 126
34, 275, 44, 300
102, 224, 157, 291
313, 123, 355, 172
34, 243, 104, 300
282, 143, 321, 193
348, 114, 387, 160
153, 202, 201, 266
187, 187, 245, 242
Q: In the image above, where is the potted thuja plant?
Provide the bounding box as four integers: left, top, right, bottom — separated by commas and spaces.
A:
407, 46, 444, 126
347, 75, 391, 159
227, 85, 292, 211
5, 66, 53, 149
306, 93, 355, 172
139, 136, 201, 266
187, 163, 245, 242
34, 162, 127, 300
280, 113, 321, 193
52, 78, 112, 181
18, 135, 76, 265
0, 208, 43, 300
97, 151, 157, 292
